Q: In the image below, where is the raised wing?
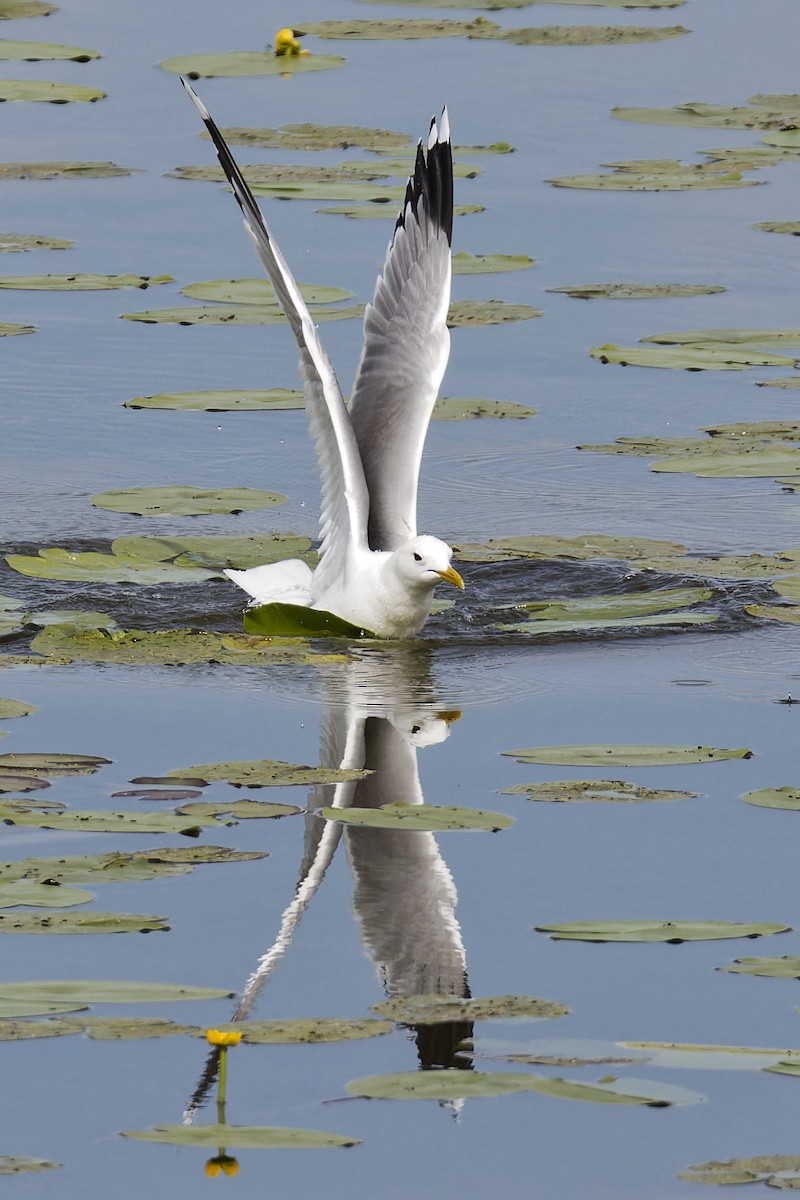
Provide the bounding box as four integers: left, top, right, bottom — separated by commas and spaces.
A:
348, 112, 453, 551
181, 79, 370, 579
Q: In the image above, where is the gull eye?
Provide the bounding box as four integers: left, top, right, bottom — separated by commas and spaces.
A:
413, 552, 422, 562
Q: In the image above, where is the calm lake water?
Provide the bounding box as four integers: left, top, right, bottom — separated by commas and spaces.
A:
2, 0, 800, 1196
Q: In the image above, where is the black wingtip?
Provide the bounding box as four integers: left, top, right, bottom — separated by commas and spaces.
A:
394, 109, 452, 247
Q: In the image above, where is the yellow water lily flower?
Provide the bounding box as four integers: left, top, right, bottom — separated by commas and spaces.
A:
206, 1028, 242, 1047
274, 27, 309, 57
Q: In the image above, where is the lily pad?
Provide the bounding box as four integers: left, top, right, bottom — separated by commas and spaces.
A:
180, 279, 351, 305
208, 123, 411, 151
175, 800, 301, 820
0, 1160, 60, 1174
503, 745, 751, 767
745, 604, 800, 625
590, 343, 796, 370
6, 548, 219, 584
643, 327, 800, 346
125, 846, 266, 866
123, 1123, 359, 1149
652, 449, 800, 477
0, 38, 97, 60
772, 577, 800, 601
499, 585, 711, 626
0, 161, 135, 179
432, 397, 536, 420
169, 759, 369, 788
680, 1157, 800, 1187
636, 552, 800, 580
0, 881, 93, 907
28, 627, 340, 667
550, 167, 757, 191
371, 994, 568, 1023
0, 698, 35, 718
62, 1017, 196, 1040
549, 283, 724, 300
754, 221, 800, 236
318, 202, 484, 219
23, 609, 117, 631
474, 24, 688, 46
222, 1018, 392, 1043
720, 957, 800, 979
297, 17, 499, 39
91, 486, 286, 516
0, 0, 58, 15
0, 273, 170, 290
455, 534, 687, 563
0, 772, 49, 793
356, 0, 684, 7
498, 613, 718, 636
0, 321, 35, 335
0, 980, 234, 1003
243, 602, 376, 639
111, 533, 314, 570
124, 389, 305, 411
0, 912, 169, 934
0, 79, 104, 102
321, 803, 514, 832
2, 809, 220, 834
0, 752, 109, 775
0, 851, 186, 885
535, 920, 788, 943
451, 252, 534, 274
447, 300, 542, 326
0, 232, 73, 252
159, 51, 345, 77
171, 163, 393, 185
742, 787, 800, 811
346, 1070, 698, 1105
122, 303, 362, 325
0, 1019, 76, 1039
499, 780, 698, 803
612, 101, 800, 131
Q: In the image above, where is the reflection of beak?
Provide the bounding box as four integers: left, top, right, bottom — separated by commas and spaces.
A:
436, 565, 465, 590
436, 709, 462, 725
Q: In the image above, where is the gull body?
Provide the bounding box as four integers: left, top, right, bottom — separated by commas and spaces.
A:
183, 82, 464, 638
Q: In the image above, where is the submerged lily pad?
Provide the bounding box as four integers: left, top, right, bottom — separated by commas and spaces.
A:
243, 603, 375, 639
741, 787, 800, 811
6, 548, 219, 584
0, 698, 35, 718
433, 397, 536, 420
455, 534, 687, 563
124, 1123, 359, 1149
159, 51, 345, 77
0, 79, 104, 101
322, 803, 514, 832
91, 486, 286, 516
0, 1159, 60, 1174
448, 300, 542, 326
0, 912, 168, 934
0, 162, 135, 179
371, 994, 568, 1023
499, 780, 698, 803
0, 273, 170, 290
451, 253, 534, 274
549, 283, 724, 300
0, 232, 73, 252
123, 303, 361, 325
124, 389, 304, 411
720, 957, 800, 979
169, 759, 368, 787
346, 1070, 698, 1105
535, 920, 788, 943
111, 533, 314, 570
0, 881, 93, 908
504, 745, 752, 767
209, 123, 412, 151
180, 278, 352, 305
0, 38, 97, 60
2, 809, 220, 834
590, 343, 796, 370
0, 980, 233, 1003
680, 1157, 800, 1187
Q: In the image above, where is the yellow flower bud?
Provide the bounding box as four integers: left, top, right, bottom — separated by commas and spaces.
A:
205, 1028, 242, 1047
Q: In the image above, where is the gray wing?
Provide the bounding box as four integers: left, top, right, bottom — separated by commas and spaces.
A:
348, 112, 453, 552
182, 80, 370, 580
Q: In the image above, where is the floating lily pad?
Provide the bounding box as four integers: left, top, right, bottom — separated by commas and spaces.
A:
637, 551, 800, 580
469, 1036, 647, 1067
455, 534, 687, 563
159, 51, 346, 77
0, 881, 93, 908
169, 759, 368, 788
297, 17, 499, 38
448, 300, 542, 326
497, 586, 712, 631
322, 803, 514, 832
0, 772, 49, 793
0, 798, 65, 815
0, 752, 109, 776
549, 283, 724, 300
0, 912, 169, 934
0, 79, 104, 101
0, 321, 34, 335
612, 101, 800, 131
746, 604, 800, 625
180, 279, 351, 305
243, 602, 376, 639
0, 1001, 90, 1018
0, 1019, 76, 1039
590, 343, 796, 370
208, 123, 412, 151
535, 920, 788, 943
499, 780, 699, 803
6, 548, 219, 584
175, 800, 301, 820
0, 698, 35, 718
0, 0, 58, 15
619, 1041, 800, 1071
504, 744, 752, 767
2, 809, 220, 834
122, 303, 362, 325
772, 577, 800, 601
0, 38, 97, 60
742, 787, 800, 811
549, 167, 757, 191
0, 1159, 60, 1174
113, 788, 200, 801
433, 397, 536, 420
62, 1017, 196, 1040
680, 1157, 800, 1187
124, 1123, 359, 1149
0, 161, 135, 179
0, 595, 25, 636
371, 994, 568, 1023
91, 486, 286, 516
317, 202, 484, 219
222, 1018, 392, 1043
451, 252, 534, 274
763, 129, 800, 148
0, 273, 170, 290
765, 1061, 800, 1077
356, 0, 684, 7
23, 609, 117, 631
124, 388, 305, 411
644, 327, 800, 346
473, 24, 688, 45
28, 627, 339, 667
754, 221, 800, 236
346, 1070, 699, 1105
0, 852, 186, 885
497, 614, 715, 636
0, 232, 73, 252
652, 449, 800, 477
170, 163, 392, 185
720, 956, 800, 979
0, 980, 234, 1003
111, 533, 314, 570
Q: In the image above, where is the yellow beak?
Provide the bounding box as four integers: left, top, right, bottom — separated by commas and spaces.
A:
436, 565, 465, 590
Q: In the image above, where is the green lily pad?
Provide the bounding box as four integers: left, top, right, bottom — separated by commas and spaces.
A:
123, 1123, 359, 1149
322, 803, 514, 832
62, 1017, 196, 1040
0, 1002, 83, 1018
0, 698, 35, 718
742, 787, 800, 811
243, 602, 376, 639
432, 397, 536, 420
0, 0, 58, 15
170, 163, 393, 185
317, 202, 484, 219
2, 809, 220, 834
346, 1070, 699, 1105
0, 1019, 76, 1039
180, 278, 351, 305
754, 221, 800, 236
296, 17, 499, 38
473, 24, 688, 45
0, 851, 190, 885
763, 129, 800, 148
759, 378, 800, 392
28, 627, 341, 667
497, 613, 718, 636
0, 1158, 60, 1174
590, 343, 796, 370
23, 609, 117, 631
499, 585, 711, 625
620, 1041, 800, 1071
0, 273, 170, 290
680, 1157, 800, 1187
652, 449, 800, 477
0, 773, 49, 793
371, 994, 569, 1023
0, 881, 93, 907
772, 577, 800, 601
644, 327, 800, 345
91, 486, 286, 516
455, 534, 688, 563
549, 283, 724, 300
637, 552, 800, 580
208, 123, 412, 151
169, 759, 368, 788
111, 533, 314, 570
0, 912, 169, 934
0, 38, 97, 60
0, 232, 73, 252
504, 744, 752, 767
550, 167, 756, 191
222, 1018, 392, 1043
451, 252, 534, 274
0, 752, 109, 775
0, 798, 65, 814
124, 388, 305, 411
469, 1036, 647, 1067
122, 303, 362, 324
124, 846, 266, 866
765, 1061, 800, 1077
612, 101, 800, 131
499, 780, 699, 803
0, 980, 234, 1003
448, 300, 542, 326
160, 51, 345, 77
0, 321, 35, 335
720, 956, 800, 979
0, 79, 104, 101
535, 920, 788, 943
0, 161, 135, 179
746, 604, 800, 625
6, 548, 219, 584
175, 800, 301, 820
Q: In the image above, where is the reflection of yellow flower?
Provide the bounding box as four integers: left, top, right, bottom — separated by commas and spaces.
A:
205, 1155, 240, 1177
206, 1028, 242, 1047
274, 27, 309, 56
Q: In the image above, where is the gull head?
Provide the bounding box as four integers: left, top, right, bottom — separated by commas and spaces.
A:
394, 535, 465, 593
